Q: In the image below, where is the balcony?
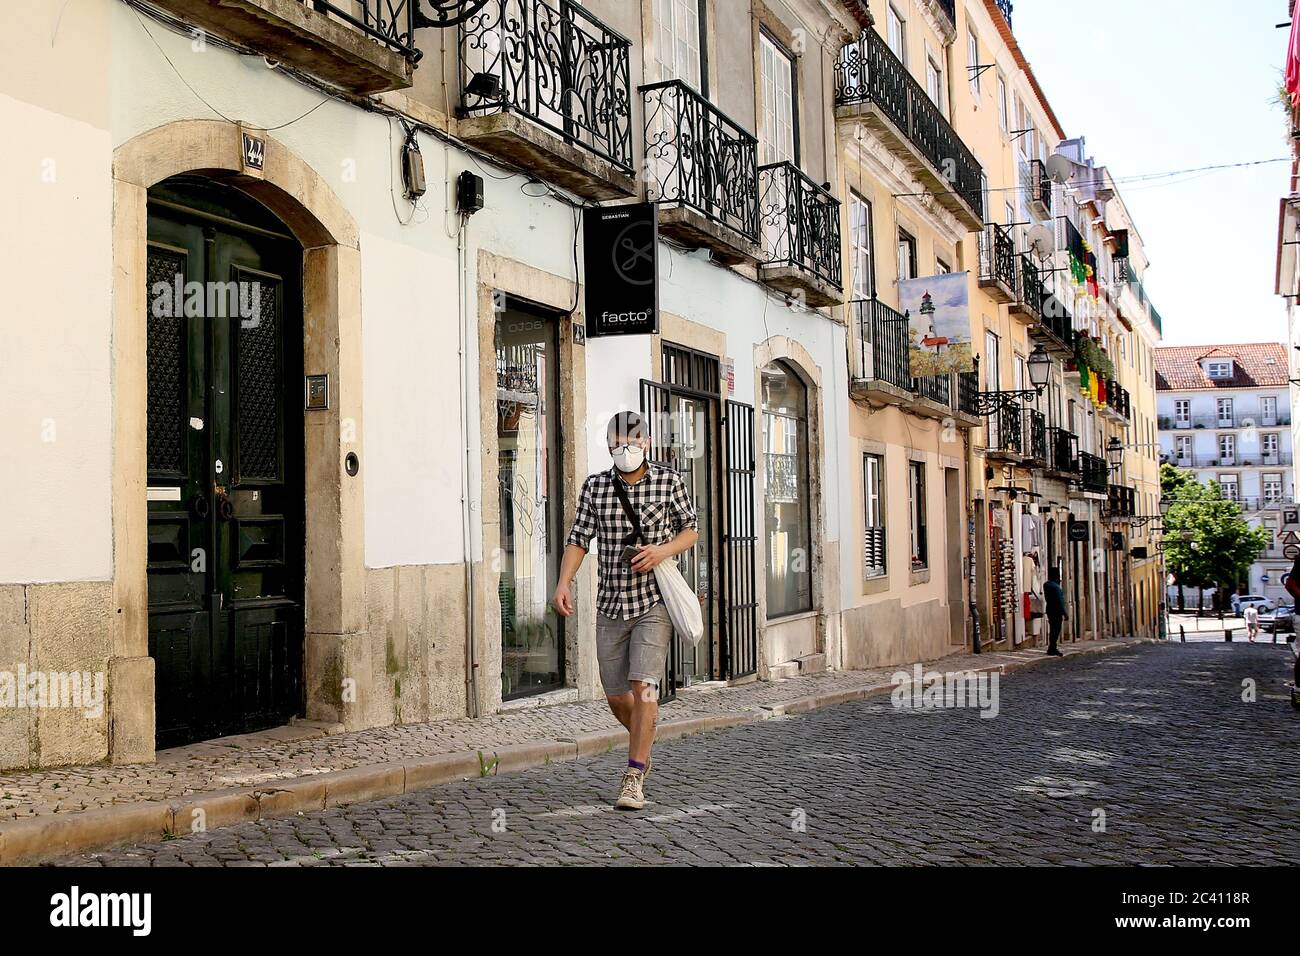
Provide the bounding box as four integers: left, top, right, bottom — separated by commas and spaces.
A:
1024, 159, 1051, 219
1080, 452, 1109, 495
1104, 381, 1131, 422
1164, 451, 1294, 469
1047, 426, 1080, 476
1106, 485, 1137, 520
1027, 273, 1075, 355
758, 162, 844, 306
851, 299, 913, 401
1009, 253, 1041, 322
955, 370, 980, 420
1161, 412, 1292, 429
1024, 408, 1047, 467
978, 223, 1017, 303
985, 402, 1024, 460
833, 28, 984, 229
146, 0, 417, 93
850, 300, 979, 426
642, 81, 760, 263
458, 0, 636, 200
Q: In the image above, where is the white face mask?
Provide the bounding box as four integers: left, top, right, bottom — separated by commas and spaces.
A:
611, 444, 645, 473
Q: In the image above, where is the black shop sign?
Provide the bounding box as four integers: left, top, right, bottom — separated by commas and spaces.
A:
583, 203, 659, 337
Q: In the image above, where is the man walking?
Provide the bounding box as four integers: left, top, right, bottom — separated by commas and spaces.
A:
553, 411, 698, 810
1244, 603, 1260, 643
1044, 566, 1067, 657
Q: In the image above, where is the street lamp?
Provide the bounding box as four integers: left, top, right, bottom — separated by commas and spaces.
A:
1105, 436, 1124, 473
1027, 344, 1051, 391
974, 344, 1052, 415
1159, 495, 1171, 517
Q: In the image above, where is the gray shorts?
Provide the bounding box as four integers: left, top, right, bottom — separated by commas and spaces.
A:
596, 603, 672, 696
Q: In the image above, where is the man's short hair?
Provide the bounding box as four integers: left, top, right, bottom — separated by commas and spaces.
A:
607, 410, 649, 446
1048, 567, 1061, 583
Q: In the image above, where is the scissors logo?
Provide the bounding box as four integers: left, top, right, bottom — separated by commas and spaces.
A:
612, 221, 655, 286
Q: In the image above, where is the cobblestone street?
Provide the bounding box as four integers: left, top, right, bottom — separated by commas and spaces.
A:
59, 642, 1300, 866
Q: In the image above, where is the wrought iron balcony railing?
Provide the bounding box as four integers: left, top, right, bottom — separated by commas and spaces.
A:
956, 370, 980, 418
1032, 277, 1075, 352
459, 0, 633, 173
1023, 158, 1051, 215
852, 299, 912, 391
1080, 452, 1109, 494
1106, 484, 1137, 518
913, 374, 951, 406
832, 27, 984, 221
1161, 412, 1292, 429
863, 525, 887, 579
978, 222, 1017, 299
1047, 426, 1080, 474
1012, 253, 1043, 320
1025, 408, 1047, 466
1105, 381, 1131, 420
311, 0, 422, 60
1164, 451, 1294, 468
642, 80, 759, 243
758, 161, 843, 290
987, 402, 1024, 456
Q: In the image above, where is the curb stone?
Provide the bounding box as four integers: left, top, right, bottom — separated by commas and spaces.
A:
0, 637, 1149, 865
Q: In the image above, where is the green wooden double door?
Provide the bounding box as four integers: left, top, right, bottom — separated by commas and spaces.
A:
145, 178, 305, 749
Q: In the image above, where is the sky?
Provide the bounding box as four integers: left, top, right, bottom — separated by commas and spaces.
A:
1013, 0, 1291, 347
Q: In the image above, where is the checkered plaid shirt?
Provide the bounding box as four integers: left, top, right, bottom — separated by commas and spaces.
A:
566, 464, 697, 620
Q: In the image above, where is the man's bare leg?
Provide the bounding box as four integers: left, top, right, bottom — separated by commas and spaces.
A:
606, 692, 634, 731
627, 680, 658, 766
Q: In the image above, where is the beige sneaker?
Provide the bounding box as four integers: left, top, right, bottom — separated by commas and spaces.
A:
615, 768, 646, 810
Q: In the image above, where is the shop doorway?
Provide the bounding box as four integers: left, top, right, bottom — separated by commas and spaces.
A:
495, 299, 566, 700
641, 343, 757, 700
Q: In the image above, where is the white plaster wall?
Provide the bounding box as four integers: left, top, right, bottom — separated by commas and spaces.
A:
360, 230, 465, 567
0, 92, 113, 583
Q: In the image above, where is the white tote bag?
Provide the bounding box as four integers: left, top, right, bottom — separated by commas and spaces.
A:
654, 559, 705, 647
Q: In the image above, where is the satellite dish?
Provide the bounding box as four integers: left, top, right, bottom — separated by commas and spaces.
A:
1026, 223, 1055, 258
1046, 154, 1080, 185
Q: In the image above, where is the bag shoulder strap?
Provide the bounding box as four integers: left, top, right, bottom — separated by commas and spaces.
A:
609, 468, 643, 545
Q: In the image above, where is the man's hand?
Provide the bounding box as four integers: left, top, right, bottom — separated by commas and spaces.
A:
630, 543, 671, 573
552, 581, 575, 617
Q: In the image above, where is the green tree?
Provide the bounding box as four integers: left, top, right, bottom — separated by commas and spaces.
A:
1160, 464, 1270, 614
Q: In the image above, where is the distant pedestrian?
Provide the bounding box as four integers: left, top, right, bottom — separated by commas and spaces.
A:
1044, 567, 1067, 657
1244, 604, 1260, 643
552, 411, 698, 811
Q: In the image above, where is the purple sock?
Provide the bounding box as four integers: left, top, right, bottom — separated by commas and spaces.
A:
628, 758, 646, 772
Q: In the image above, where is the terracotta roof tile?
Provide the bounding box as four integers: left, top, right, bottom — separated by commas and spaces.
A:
1154, 343, 1290, 391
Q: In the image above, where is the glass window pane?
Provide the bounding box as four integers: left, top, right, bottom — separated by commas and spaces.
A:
762, 361, 812, 616
495, 306, 563, 698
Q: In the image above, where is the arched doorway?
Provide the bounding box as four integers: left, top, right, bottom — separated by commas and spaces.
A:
145, 175, 305, 747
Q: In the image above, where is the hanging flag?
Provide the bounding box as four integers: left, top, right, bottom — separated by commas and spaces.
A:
1288, 12, 1300, 106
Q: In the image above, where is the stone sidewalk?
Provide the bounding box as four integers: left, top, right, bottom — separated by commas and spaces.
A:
0, 637, 1147, 864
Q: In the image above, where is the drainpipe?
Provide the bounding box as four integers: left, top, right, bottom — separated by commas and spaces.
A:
458, 214, 480, 718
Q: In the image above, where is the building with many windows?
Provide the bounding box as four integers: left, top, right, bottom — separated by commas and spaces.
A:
1157, 344, 1295, 604
0, 0, 1166, 771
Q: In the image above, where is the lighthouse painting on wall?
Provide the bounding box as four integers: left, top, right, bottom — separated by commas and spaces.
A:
899, 272, 974, 375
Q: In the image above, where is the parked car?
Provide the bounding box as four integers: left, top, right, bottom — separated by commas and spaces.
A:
1231, 594, 1274, 615
1259, 605, 1295, 634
